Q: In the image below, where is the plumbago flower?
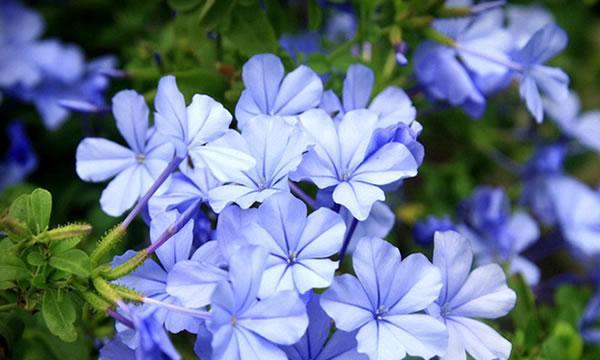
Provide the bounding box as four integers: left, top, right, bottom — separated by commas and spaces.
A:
207, 115, 311, 212
0, 121, 37, 191
544, 91, 600, 153
513, 24, 569, 122
457, 187, 541, 285
282, 292, 367, 360
414, 4, 511, 118
320, 64, 416, 128
207, 245, 309, 359
113, 212, 201, 334
153, 76, 255, 179
235, 53, 323, 128
427, 231, 516, 360
291, 108, 419, 220
100, 303, 180, 360
321, 237, 447, 360
76, 90, 175, 216
546, 176, 600, 256
149, 167, 220, 243
241, 193, 346, 297
166, 205, 256, 310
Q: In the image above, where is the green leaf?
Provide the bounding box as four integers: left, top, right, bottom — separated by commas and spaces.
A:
42, 290, 77, 342
198, 0, 236, 30
49, 249, 91, 278
542, 322, 583, 360
27, 250, 47, 267
50, 237, 82, 254
167, 0, 203, 12
0, 253, 31, 282
307, 0, 322, 31
224, 3, 278, 56
9, 189, 52, 235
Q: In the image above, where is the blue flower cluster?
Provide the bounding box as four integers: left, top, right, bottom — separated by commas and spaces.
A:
78, 51, 519, 360
0, 0, 115, 130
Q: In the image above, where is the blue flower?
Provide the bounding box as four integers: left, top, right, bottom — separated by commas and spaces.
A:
546, 176, 600, 256
0, 1, 45, 89
113, 211, 201, 334
316, 189, 395, 255
324, 10, 356, 43
280, 32, 321, 62
240, 193, 346, 296
513, 24, 569, 123
427, 231, 516, 360
520, 143, 567, 225
207, 245, 309, 359
76, 90, 175, 216
208, 115, 310, 212
414, 9, 512, 118
0, 121, 37, 191
319, 64, 416, 128
291, 109, 418, 220
457, 187, 541, 285
22, 55, 115, 129
149, 167, 220, 243
108, 303, 181, 360
166, 205, 256, 310
506, 4, 554, 48
413, 216, 456, 246
321, 237, 447, 360
580, 290, 600, 343
234, 53, 323, 128
544, 91, 600, 153
282, 292, 367, 360
153, 76, 255, 179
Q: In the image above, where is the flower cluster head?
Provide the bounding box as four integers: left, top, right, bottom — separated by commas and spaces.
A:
414, 1, 569, 122
76, 49, 519, 360
0, 1, 115, 129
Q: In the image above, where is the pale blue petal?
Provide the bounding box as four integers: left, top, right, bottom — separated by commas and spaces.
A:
272, 65, 323, 116
166, 259, 228, 308
112, 90, 149, 153
368, 87, 416, 128
446, 316, 512, 360
432, 231, 473, 305
150, 211, 194, 271
76, 138, 135, 182
320, 274, 373, 331
332, 181, 385, 221
239, 290, 308, 345
342, 64, 374, 112
154, 76, 188, 147
99, 165, 144, 216
449, 264, 516, 319
186, 94, 232, 145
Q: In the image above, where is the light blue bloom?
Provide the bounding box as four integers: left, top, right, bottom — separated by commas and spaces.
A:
76, 90, 175, 216
520, 143, 567, 225
113, 211, 200, 334
414, 8, 512, 118
413, 216, 456, 246
0, 0, 46, 89
241, 193, 346, 296
427, 231, 516, 360
234, 53, 323, 128
108, 303, 181, 360
282, 292, 367, 360
457, 187, 541, 285
506, 4, 554, 48
21, 55, 115, 129
291, 109, 418, 220
280, 32, 321, 62
0, 121, 37, 191
321, 237, 447, 360
547, 175, 600, 256
149, 167, 220, 243
544, 91, 600, 153
208, 115, 310, 212
166, 205, 256, 309
325, 11, 356, 43
317, 189, 395, 255
319, 64, 416, 128
153, 75, 255, 179
207, 245, 309, 360
513, 24, 569, 123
